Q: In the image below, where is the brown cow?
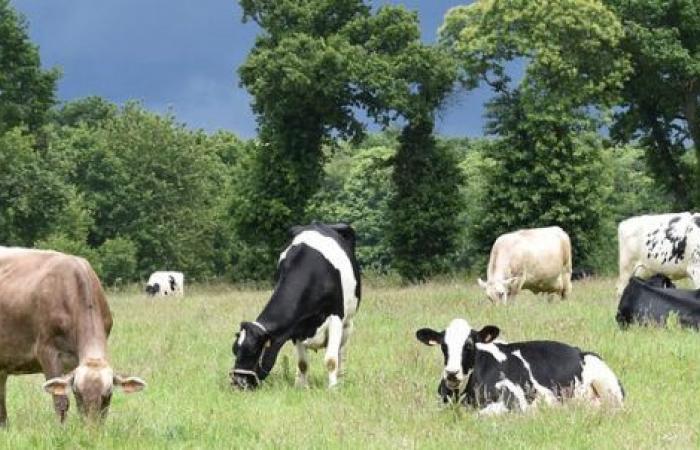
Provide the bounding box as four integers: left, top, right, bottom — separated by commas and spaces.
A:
0, 247, 145, 426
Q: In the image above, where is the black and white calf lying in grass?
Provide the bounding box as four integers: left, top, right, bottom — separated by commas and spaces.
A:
416, 319, 624, 415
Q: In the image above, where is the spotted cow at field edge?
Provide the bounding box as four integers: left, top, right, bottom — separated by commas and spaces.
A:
0, 247, 145, 426
230, 222, 360, 390
416, 318, 624, 415
617, 276, 700, 329
617, 213, 700, 295
145, 271, 184, 296
478, 226, 572, 304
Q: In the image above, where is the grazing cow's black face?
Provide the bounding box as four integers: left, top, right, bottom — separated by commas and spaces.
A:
417, 319, 500, 403
231, 322, 270, 390
145, 283, 160, 296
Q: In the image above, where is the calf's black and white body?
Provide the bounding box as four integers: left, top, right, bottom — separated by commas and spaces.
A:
231, 223, 360, 390
145, 271, 184, 296
617, 276, 700, 329
416, 319, 624, 415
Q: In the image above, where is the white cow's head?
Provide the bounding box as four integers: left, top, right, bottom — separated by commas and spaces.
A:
478, 277, 519, 304
42, 358, 146, 421
416, 318, 500, 402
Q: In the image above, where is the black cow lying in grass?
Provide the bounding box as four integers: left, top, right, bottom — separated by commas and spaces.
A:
416, 318, 624, 415
616, 275, 700, 329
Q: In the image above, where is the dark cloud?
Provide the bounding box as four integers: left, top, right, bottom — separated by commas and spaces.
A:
12, 0, 484, 137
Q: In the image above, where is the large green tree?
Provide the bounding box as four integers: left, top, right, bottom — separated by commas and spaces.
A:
0, 0, 59, 132
604, 0, 700, 207
236, 1, 463, 279
441, 0, 630, 266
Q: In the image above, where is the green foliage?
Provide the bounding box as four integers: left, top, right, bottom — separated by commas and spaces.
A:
604, 0, 700, 207
0, 0, 59, 132
0, 128, 74, 246
388, 120, 465, 281
308, 139, 395, 273
34, 233, 100, 271
52, 96, 118, 128
97, 237, 138, 286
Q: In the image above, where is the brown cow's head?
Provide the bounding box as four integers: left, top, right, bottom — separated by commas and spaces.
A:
42, 358, 145, 421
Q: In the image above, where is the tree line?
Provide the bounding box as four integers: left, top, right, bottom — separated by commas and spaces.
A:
0, 0, 694, 283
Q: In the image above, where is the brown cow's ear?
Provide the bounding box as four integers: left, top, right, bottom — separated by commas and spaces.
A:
416, 328, 444, 346
43, 375, 73, 396
114, 375, 146, 394
476, 326, 500, 344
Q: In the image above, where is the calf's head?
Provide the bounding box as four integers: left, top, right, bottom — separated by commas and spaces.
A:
478, 277, 519, 303
231, 321, 275, 390
416, 319, 500, 402
42, 359, 145, 420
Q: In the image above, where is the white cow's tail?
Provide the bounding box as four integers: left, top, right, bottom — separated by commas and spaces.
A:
581, 353, 624, 406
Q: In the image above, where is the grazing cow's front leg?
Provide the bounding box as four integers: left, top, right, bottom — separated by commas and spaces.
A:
37, 347, 69, 423
325, 315, 343, 388
294, 341, 310, 388
0, 372, 7, 427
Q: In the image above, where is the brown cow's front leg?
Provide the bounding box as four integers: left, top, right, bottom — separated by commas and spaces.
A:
38, 347, 70, 423
0, 372, 7, 427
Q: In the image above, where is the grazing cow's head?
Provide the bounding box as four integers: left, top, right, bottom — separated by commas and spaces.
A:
42, 359, 145, 421
145, 283, 160, 296
231, 321, 273, 390
416, 319, 500, 402
478, 277, 519, 303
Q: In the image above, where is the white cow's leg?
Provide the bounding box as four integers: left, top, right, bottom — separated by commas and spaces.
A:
561, 273, 572, 299
324, 315, 343, 388
0, 372, 7, 427
295, 341, 310, 388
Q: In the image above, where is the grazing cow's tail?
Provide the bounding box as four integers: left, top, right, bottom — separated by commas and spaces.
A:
581, 353, 625, 406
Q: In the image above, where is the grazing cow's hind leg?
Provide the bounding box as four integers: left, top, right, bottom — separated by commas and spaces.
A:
0, 373, 7, 427
37, 347, 70, 423
338, 319, 354, 377
325, 315, 343, 388
295, 342, 310, 388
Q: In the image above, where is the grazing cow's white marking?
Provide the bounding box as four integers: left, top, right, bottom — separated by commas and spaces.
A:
476, 342, 508, 363
617, 213, 700, 295
578, 354, 624, 405
479, 226, 573, 303
512, 350, 557, 404
443, 319, 473, 379
280, 230, 358, 319
495, 378, 529, 412
237, 330, 247, 347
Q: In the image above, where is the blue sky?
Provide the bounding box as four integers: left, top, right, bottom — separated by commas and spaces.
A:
11, 0, 492, 138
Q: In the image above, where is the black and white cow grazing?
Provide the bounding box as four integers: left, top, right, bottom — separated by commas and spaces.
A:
616, 276, 700, 329
416, 319, 624, 415
230, 222, 360, 390
617, 213, 700, 295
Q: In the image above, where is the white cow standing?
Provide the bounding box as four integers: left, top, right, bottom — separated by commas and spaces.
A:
617, 212, 700, 295
145, 271, 184, 296
478, 226, 573, 304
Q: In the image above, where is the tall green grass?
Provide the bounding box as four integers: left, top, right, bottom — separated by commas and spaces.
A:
3, 278, 700, 449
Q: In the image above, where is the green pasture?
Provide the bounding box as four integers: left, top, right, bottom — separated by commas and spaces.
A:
3, 278, 700, 449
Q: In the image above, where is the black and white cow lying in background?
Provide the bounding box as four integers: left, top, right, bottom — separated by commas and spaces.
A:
616, 276, 700, 329
145, 271, 184, 296
416, 319, 624, 415
231, 222, 360, 390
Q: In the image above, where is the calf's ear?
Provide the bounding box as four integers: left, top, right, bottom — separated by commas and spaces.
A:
114, 375, 147, 394
43, 375, 74, 396
416, 328, 444, 346
476, 326, 500, 344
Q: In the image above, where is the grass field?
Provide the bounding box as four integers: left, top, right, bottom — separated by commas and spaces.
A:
3, 277, 700, 449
